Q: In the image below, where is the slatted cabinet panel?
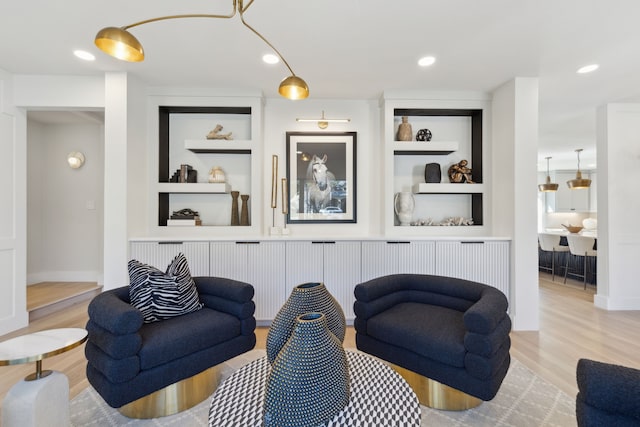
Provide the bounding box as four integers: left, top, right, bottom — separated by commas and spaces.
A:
435, 240, 510, 298
361, 241, 436, 282
129, 241, 210, 275
209, 241, 285, 323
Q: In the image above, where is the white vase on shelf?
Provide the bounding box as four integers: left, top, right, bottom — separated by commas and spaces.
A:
394, 192, 415, 226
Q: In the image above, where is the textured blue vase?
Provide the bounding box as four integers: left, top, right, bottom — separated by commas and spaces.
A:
266, 282, 346, 364
263, 312, 350, 427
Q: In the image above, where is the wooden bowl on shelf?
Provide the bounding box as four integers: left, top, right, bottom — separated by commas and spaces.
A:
562, 224, 584, 234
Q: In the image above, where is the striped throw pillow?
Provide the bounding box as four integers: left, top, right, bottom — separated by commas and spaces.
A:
128, 253, 203, 323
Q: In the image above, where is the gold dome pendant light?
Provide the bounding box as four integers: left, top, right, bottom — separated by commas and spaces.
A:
567, 148, 592, 189
94, 0, 309, 100
538, 156, 559, 192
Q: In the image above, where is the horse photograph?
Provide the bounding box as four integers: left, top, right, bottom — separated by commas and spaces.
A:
286, 132, 357, 223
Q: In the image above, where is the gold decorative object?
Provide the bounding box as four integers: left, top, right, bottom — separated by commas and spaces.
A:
448, 160, 474, 183
94, 0, 309, 100
206, 124, 233, 140
240, 194, 250, 226
567, 149, 592, 189
230, 191, 240, 226
271, 155, 278, 209
281, 178, 288, 215
296, 111, 350, 129
538, 157, 559, 192
396, 116, 413, 141
562, 224, 584, 234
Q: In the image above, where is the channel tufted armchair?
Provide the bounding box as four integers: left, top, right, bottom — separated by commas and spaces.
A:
85, 276, 256, 418
354, 274, 511, 410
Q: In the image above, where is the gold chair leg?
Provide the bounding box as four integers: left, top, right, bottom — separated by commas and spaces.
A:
390, 363, 482, 411
118, 365, 221, 419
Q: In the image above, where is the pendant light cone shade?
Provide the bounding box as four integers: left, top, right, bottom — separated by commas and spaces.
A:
567, 149, 592, 189
95, 27, 144, 62
538, 156, 559, 192
279, 75, 309, 100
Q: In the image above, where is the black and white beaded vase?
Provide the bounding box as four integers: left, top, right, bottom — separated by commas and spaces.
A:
263, 312, 350, 427
266, 282, 346, 364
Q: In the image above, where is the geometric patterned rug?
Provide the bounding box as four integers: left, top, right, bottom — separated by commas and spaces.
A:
70, 350, 576, 427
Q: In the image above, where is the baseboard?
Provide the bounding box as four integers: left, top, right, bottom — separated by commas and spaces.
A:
594, 294, 640, 310
27, 270, 102, 285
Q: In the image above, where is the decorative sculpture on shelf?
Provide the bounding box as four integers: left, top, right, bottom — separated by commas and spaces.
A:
208, 166, 226, 183
230, 191, 240, 226
206, 124, 233, 140
416, 128, 432, 142
240, 194, 250, 226
448, 160, 474, 183
396, 116, 413, 141
424, 163, 441, 183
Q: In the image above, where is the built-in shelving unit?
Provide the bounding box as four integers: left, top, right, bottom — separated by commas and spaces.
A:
383, 97, 489, 236
149, 98, 263, 235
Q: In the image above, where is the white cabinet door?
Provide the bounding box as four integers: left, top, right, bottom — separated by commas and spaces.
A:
130, 241, 210, 275
210, 241, 286, 322
285, 241, 361, 321
553, 172, 590, 212
323, 242, 361, 320
246, 242, 286, 321
435, 240, 510, 299
361, 241, 436, 281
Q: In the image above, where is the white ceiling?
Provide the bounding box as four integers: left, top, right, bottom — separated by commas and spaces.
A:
4, 0, 640, 170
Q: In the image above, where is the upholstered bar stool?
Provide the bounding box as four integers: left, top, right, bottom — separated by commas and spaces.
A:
538, 233, 569, 282
564, 234, 597, 289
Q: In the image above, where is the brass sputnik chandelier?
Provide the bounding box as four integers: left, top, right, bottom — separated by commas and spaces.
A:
94, 0, 309, 100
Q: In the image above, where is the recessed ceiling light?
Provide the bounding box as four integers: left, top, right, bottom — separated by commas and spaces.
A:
74, 50, 95, 61
262, 54, 279, 64
577, 64, 599, 74
418, 56, 436, 67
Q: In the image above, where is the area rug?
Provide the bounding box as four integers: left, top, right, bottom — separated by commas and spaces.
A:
70, 350, 576, 426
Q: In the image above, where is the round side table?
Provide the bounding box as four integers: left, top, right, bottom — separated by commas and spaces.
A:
0, 328, 88, 427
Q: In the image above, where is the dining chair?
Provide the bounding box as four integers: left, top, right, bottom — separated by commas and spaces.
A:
538, 233, 569, 282
564, 234, 597, 289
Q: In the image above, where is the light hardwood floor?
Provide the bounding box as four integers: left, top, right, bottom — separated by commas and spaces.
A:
1, 275, 639, 411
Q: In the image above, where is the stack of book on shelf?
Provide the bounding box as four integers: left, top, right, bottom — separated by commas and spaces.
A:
167, 209, 202, 226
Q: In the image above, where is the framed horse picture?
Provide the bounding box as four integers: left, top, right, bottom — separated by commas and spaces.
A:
286, 132, 357, 223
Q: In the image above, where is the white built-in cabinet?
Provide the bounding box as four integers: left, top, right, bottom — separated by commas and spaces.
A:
382, 97, 490, 237
285, 241, 361, 319
434, 240, 510, 297
148, 97, 263, 238
129, 241, 210, 275
553, 171, 591, 212
131, 239, 510, 322
360, 241, 436, 281
209, 241, 286, 322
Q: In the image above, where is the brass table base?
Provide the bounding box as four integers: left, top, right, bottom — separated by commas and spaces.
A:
390, 363, 482, 411
118, 365, 221, 419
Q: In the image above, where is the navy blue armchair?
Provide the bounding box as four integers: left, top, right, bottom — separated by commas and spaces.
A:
85, 277, 256, 415
354, 274, 511, 408
576, 358, 640, 426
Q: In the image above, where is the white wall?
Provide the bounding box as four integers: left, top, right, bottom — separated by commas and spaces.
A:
595, 103, 640, 310
492, 78, 540, 330
27, 121, 104, 284
262, 98, 380, 237
0, 68, 29, 335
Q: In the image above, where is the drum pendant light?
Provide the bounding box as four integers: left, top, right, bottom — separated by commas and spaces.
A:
566, 149, 592, 189
538, 156, 559, 192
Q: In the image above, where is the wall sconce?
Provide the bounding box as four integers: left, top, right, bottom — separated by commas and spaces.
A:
296, 111, 350, 129
67, 151, 85, 169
